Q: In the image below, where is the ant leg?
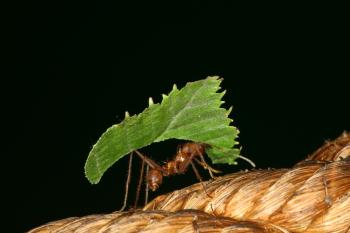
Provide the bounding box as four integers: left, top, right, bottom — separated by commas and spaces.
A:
119, 152, 133, 211
134, 157, 145, 209
190, 161, 203, 182
145, 164, 149, 206
194, 158, 214, 178
190, 161, 212, 198
194, 157, 221, 174
194, 155, 221, 178
194, 148, 221, 178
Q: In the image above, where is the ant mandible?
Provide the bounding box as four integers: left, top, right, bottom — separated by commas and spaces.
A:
119, 142, 220, 211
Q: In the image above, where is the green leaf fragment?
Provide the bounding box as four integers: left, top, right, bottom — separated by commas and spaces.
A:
85, 76, 240, 184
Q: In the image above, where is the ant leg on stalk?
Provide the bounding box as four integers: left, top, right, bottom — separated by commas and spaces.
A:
176, 150, 211, 195
190, 160, 212, 198
134, 157, 145, 209
118, 152, 133, 211
190, 161, 204, 183
193, 147, 221, 178
145, 164, 149, 206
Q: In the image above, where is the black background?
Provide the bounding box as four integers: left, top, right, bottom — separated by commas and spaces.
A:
9, 2, 349, 232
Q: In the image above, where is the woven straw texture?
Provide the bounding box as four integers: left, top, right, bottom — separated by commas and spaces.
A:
28, 133, 350, 233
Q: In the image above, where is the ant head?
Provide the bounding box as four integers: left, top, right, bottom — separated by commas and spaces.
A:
147, 169, 163, 191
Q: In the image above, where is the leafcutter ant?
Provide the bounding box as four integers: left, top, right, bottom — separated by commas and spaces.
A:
118, 142, 217, 210
119, 142, 255, 211
135, 142, 220, 191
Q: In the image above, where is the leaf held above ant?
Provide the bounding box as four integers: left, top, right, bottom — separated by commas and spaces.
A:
85, 76, 240, 184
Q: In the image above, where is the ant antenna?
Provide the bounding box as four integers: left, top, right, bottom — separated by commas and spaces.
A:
119, 152, 133, 211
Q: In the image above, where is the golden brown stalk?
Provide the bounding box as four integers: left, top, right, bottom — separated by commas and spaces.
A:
28, 210, 291, 233
143, 159, 350, 232
303, 131, 350, 162
27, 133, 350, 233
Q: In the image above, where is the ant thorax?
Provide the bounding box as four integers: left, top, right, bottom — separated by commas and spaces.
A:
174, 153, 186, 163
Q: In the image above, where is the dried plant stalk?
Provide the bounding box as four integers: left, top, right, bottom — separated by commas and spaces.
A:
143, 159, 350, 232
303, 131, 350, 162
28, 133, 350, 233
28, 210, 291, 233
